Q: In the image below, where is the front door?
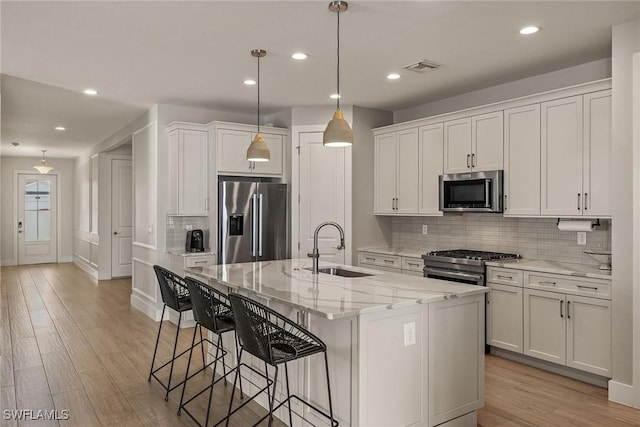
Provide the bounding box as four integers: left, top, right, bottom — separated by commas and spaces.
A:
17, 174, 57, 265
111, 159, 133, 277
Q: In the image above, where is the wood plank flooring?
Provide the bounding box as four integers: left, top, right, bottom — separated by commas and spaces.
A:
1, 263, 639, 426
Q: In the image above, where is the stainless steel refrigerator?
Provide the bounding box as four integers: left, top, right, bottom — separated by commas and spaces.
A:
218, 180, 288, 264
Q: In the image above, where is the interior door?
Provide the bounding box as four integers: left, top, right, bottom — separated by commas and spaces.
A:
17, 174, 57, 265
297, 131, 346, 264
111, 159, 133, 277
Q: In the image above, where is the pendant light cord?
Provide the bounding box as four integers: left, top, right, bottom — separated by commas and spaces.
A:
257, 54, 261, 134
336, 5, 341, 110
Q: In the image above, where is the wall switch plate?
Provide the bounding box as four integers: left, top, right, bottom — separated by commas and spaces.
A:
404, 322, 416, 347
422, 225, 428, 235
577, 231, 587, 245
147, 225, 153, 234
185, 224, 193, 230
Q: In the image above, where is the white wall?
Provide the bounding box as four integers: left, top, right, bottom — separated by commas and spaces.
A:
609, 19, 640, 407
1, 156, 74, 265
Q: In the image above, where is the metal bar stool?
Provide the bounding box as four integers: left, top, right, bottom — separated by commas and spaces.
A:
149, 265, 208, 401
179, 278, 270, 427
226, 293, 338, 427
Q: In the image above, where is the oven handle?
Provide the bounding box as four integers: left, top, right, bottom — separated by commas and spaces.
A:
424, 268, 483, 284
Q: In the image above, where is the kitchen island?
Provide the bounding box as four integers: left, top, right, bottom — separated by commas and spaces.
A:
181, 259, 487, 427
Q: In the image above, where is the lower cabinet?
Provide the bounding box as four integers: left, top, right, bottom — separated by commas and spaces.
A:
358, 251, 424, 277
487, 283, 523, 353
524, 288, 611, 377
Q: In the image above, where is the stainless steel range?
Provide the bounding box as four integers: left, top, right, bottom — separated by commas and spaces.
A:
422, 249, 519, 286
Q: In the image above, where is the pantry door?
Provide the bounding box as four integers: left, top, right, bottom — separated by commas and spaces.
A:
17, 174, 58, 265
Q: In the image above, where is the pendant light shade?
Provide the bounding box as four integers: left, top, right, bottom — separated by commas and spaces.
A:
34, 150, 54, 174
246, 49, 270, 162
324, 0, 353, 147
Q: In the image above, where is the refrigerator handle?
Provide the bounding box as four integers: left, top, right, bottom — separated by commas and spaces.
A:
258, 194, 263, 256
251, 194, 257, 257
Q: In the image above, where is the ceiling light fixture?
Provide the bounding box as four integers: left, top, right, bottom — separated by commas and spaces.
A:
323, 0, 353, 147
83, 88, 99, 95
246, 49, 270, 162
519, 26, 539, 35
34, 150, 54, 174
329, 94, 341, 99
387, 73, 401, 80
243, 79, 256, 86
54, 126, 65, 131
292, 52, 308, 60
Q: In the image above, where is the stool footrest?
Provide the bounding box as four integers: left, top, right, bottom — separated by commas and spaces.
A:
256, 394, 339, 427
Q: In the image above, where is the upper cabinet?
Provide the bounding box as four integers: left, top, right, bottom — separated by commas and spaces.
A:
444, 111, 503, 173
541, 90, 611, 217
167, 123, 209, 216
212, 123, 287, 177
419, 124, 444, 215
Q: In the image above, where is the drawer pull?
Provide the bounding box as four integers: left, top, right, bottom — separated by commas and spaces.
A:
407, 262, 421, 267
496, 274, 513, 280
365, 257, 375, 261
539, 281, 557, 286
577, 285, 599, 291
194, 261, 208, 265
384, 259, 395, 264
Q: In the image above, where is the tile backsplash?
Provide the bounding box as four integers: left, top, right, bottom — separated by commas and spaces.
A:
166, 215, 210, 250
392, 214, 611, 266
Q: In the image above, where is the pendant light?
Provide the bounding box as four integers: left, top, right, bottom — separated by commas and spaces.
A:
246, 49, 270, 162
323, 0, 353, 147
34, 150, 54, 174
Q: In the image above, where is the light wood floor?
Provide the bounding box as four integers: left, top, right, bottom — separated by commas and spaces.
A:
1, 263, 639, 427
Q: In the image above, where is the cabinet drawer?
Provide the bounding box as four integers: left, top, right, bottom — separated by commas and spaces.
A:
358, 252, 401, 269
487, 267, 523, 287
524, 272, 610, 299
185, 255, 215, 268
402, 257, 424, 272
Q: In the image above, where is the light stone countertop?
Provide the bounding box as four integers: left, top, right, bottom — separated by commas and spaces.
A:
358, 246, 433, 258
167, 248, 216, 257
485, 258, 612, 280
181, 259, 487, 320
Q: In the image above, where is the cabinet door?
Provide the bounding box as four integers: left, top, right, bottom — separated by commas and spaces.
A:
541, 96, 583, 216
566, 295, 611, 377
524, 289, 566, 364
503, 104, 541, 216
216, 128, 252, 174
396, 129, 419, 214
471, 111, 503, 171
583, 90, 611, 217
374, 132, 397, 214
418, 124, 444, 215
443, 118, 471, 173
487, 283, 523, 353
179, 130, 208, 215
251, 133, 283, 176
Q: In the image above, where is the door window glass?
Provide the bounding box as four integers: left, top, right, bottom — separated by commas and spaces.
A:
24, 179, 51, 242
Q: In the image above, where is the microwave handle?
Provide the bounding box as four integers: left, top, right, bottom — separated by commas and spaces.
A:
485, 179, 491, 208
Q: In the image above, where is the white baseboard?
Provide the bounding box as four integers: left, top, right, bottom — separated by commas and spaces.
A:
608, 380, 637, 407
131, 290, 163, 321
0, 259, 16, 267
59, 256, 73, 263
73, 256, 98, 279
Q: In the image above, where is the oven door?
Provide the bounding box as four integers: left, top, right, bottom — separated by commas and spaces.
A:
424, 267, 484, 286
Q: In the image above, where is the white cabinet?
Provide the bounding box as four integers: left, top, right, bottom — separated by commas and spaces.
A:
358, 251, 425, 276
213, 124, 286, 177
167, 124, 209, 216
443, 112, 503, 173
418, 124, 444, 215
374, 129, 419, 214
524, 288, 566, 364
487, 268, 524, 353
566, 295, 611, 377
503, 104, 541, 216
541, 90, 611, 217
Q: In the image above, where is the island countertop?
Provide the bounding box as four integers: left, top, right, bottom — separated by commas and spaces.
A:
181, 258, 487, 319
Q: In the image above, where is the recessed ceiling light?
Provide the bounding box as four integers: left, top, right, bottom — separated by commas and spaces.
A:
330, 94, 341, 99
519, 26, 539, 35
291, 52, 308, 60
387, 73, 401, 80
244, 79, 256, 85
12, 142, 20, 147
54, 126, 66, 131
83, 88, 99, 95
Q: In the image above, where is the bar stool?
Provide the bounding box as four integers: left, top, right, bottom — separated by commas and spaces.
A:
149, 265, 207, 401
178, 277, 241, 427
227, 293, 338, 427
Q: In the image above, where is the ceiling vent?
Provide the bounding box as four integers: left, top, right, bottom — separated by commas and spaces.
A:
402, 59, 444, 73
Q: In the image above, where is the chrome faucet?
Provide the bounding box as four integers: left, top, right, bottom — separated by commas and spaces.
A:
308, 221, 345, 274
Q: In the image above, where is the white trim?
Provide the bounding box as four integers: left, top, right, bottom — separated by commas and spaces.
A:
132, 242, 156, 250
58, 256, 73, 263
131, 290, 162, 321
0, 259, 16, 267
608, 380, 636, 407
73, 255, 98, 279
632, 51, 640, 409
132, 121, 158, 251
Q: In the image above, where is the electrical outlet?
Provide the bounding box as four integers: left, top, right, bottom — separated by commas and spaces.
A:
185, 224, 193, 231
404, 322, 416, 347
422, 225, 428, 235
577, 231, 587, 245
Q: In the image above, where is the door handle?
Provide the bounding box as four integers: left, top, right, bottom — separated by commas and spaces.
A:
504, 194, 508, 210
567, 301, 571, 319
467, 154, 471, 168
258, 194, 263, 257
560, 300, 564, 318
251, 194, 257, 256
584, 193, 588, 210
577, 193, 581, 210
472, 153, 476, 167
113, 231, 120, 235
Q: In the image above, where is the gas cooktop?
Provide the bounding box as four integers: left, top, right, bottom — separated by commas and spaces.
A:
424, 249, 519, 262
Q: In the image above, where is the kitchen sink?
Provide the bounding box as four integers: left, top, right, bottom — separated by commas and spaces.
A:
305, 267, 374, 278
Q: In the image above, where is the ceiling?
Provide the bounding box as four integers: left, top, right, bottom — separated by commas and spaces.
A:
2, 1, 639, 158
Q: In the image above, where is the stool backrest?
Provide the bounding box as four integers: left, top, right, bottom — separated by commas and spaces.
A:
153, 265, 189, 311
229, 293, 275, 364
184, 277, 234, 334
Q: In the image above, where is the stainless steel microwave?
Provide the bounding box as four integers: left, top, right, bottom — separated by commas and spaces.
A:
439, 170, 503, 212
